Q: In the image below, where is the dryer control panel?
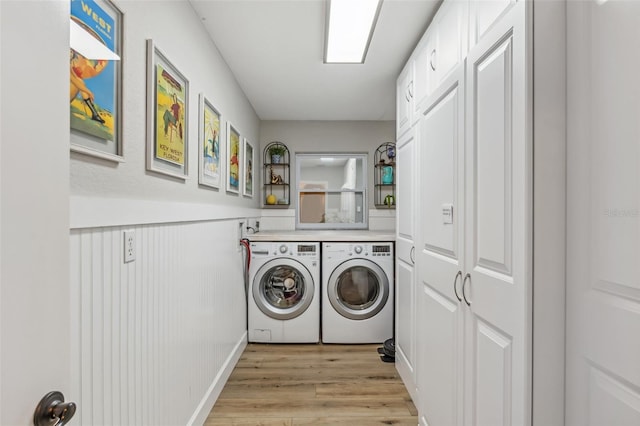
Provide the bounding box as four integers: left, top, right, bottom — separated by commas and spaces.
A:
371, 244, 393, 257
324, 243, 393, 258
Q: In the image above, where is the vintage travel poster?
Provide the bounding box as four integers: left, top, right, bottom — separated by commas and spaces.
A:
244, 140, 253, 197
155, 64, 186, 166
227, 126, 241, 193
203, 103, 221, 184
70, 0, 118, 142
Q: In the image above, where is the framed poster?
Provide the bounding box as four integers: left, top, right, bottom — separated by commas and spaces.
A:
70, 0, 123, 161
146, 39, 189, 180
243, 138, 254, 198
198, 94, 223, 189
226, 122, 241, 194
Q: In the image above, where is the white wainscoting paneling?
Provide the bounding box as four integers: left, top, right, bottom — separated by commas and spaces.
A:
70, 219, 247, 425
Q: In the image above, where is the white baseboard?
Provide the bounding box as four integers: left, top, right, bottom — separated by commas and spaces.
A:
188, 331, 248, 426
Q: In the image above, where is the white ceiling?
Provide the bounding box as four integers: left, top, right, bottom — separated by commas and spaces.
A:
188, 0, 441, 121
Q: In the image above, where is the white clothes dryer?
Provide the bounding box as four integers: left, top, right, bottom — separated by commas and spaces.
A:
322, 242, 394, 343
248, 242, 320, 343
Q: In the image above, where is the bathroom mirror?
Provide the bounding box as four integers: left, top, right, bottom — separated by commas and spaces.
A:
295, 153, 368, 229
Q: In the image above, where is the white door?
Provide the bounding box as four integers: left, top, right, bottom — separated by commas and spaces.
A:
395, 127, 417, 401
1, 1, 72, 424
416, 63, 466, 426
463, 2, 529, 425
566, 1, 640, 425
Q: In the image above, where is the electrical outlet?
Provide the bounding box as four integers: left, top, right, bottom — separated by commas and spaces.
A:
123, 230, 135, 263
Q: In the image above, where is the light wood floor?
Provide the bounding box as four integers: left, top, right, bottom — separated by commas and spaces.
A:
205, 343, 418, 426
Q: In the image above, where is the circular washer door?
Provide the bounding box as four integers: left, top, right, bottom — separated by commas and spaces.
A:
327, 259, 389, 320
253, 258, 315, 320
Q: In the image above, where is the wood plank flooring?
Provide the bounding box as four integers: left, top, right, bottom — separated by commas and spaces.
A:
205, 343, 418, 426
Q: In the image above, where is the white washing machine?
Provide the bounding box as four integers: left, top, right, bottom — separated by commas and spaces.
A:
248, 241, 320, 343
322, 242, 394, 343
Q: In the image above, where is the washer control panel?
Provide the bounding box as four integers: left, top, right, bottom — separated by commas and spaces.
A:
257, 243, 320, 258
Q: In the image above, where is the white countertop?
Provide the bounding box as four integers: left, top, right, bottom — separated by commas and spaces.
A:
247, 230, 396, 242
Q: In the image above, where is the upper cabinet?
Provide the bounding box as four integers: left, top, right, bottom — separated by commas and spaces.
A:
432, 0, 468, 86
400, 0, 469, 130
469, 0, 516, 48
396, 62, 413, 138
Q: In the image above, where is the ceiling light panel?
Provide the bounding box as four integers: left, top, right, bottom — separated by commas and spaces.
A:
324, 0, 382, 64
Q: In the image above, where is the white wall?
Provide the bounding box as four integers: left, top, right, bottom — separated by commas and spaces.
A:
1, 1, 71, 424
70, 221, 247, 425
259, 120, 396, 230
67, 1, 261, 424
532, 1, 566, 425
71, 0, 260, 208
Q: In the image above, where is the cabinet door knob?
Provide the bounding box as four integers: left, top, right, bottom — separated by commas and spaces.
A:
408, 81, 414, 98
410, 246, 415, 265
453, 270, 462, 302
430, 49, 437, 71
462, 273, 471, 306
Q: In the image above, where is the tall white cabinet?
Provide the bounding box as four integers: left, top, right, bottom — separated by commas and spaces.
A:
396, 1, 532, 425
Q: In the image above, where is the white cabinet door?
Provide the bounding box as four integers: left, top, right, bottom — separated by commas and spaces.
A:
412, 29, 435, 118
566, 1, 640, 425
396, 61, 413, 138
415, 1, 530, 425
395, 128, 417, 402
463, 2, 529, 425
433, 0, 468, 88
396, 128, 417, 263
469, 0, 516, 49
416, 64, 466, 426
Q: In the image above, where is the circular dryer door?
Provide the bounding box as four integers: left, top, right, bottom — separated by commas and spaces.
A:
253, 258, 315, 320
327, 259, 389, 320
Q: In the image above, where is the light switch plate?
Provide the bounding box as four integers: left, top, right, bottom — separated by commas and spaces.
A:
442, 204, 454, 224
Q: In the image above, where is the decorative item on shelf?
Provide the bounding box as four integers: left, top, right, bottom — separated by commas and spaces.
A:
382, 165, 394, 184
269, 165, 284, 184
387, 144, 396, 164
266, 193, 277, 205
269, 145, 286, 164
384, 194, 395, 207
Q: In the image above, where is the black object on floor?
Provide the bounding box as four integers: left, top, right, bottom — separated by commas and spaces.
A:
380, 354, 395, 363
377, 338, 395, 363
